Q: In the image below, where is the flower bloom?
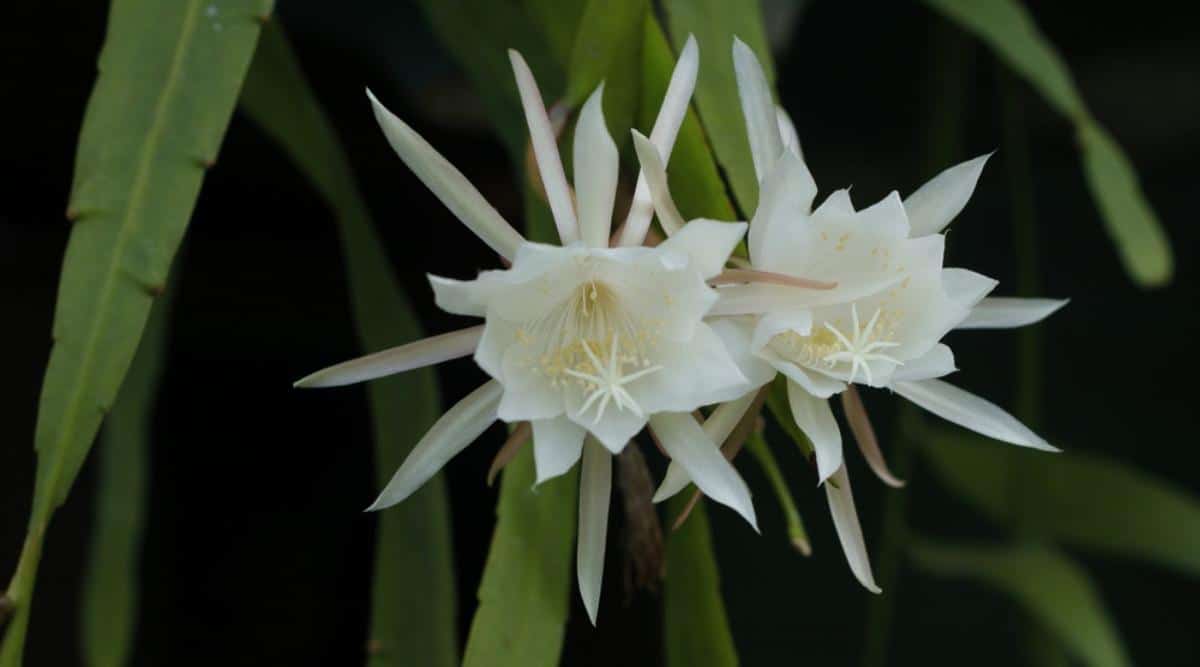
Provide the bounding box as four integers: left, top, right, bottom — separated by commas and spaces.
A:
641, 39, 1066, 593
296, 39, 762, 622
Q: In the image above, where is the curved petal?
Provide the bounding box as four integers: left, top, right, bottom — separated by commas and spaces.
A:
649, 412, 758, 530
620, 34, 699, 247
825, 464, 881, 593
904, 153, 991, 237
841, 387, 905, 488
733, 37, 784, 184
957, 297, 1069, 329
943, 268, 998, 310
509, 50, 578, 244
893, 379, 1058, 452
295, 326, 483, 388
369, 381, 503, 510
749, 150, 816, 268
776, 105, 802, 159
889, 343, 956, 383
631, 130, 686, 235
633, 323, 750, 415
367, 89, 524, 259
787, 379, 843, 485
577, 437, 612, 625
709, 317, 777, 389
533, 416, 586, 484
654, 390, 758, 502
574, 85, 619, 248
657, 219, 747, 279
474, 318, 517, 380
428, 274, 487, 317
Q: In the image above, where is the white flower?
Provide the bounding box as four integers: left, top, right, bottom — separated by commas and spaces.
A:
639, 38, 1067, 594
296, 39, 759, 624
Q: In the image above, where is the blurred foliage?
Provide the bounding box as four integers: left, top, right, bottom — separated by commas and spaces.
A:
1, 2, 270, 663
923, 0, 1173, 287
240, 23, 458, 666
664, 499, 738, 667
911, 541, 1130, 667
80, 287, 173, 667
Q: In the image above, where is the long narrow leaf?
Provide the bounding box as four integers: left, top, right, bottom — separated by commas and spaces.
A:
462, 446, 578, 666
81, 289, 174, 667
2, 2, 271, 663
921, 429, 1200, 578
663, 0, 774, 214
923, 0, 1172, 286
567, 0, 648, 144
239, 23, 457, 666
664, 498, 739, 667
911, 541, 1130, 667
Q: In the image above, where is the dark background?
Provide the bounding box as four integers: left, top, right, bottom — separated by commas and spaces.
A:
2, 1, 1197, 665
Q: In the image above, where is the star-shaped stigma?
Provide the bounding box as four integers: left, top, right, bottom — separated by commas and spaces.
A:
565, 333, 664, 423
822, 303, 903, 385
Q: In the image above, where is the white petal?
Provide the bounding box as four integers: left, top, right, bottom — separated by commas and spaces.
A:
570, 403, 644, 454
814, 188, 854, 217
577, 437, 612, 625
428, 274, 487, 317
369, 380, 503, 510
654, 390, 758, 502
776, 105, 802, 159
508, 50, 579, 245
295, 326, 483, 388
656, 219, 747, 279
733, 37, 783, 184
889, 343, 956, 383
957, 297, 1069, 329
904, 153, 991, 237
649, 412, 758, 530
633, 322, 750, 414
750, 309, 813, 353
749, 150, 817, 268
825, 464, 881, 593
943, 268, 999, 310
533, 416, 586, 484
787, 379, 843, 485
620, 35, 699, 247
709, 282, 826, 316
366, 90, 524, 259
893, 379, 1058, 451
709, 317, 778, 389
631, 130, 686, 235
574, 85, 618, 248
474, 318, 516, 380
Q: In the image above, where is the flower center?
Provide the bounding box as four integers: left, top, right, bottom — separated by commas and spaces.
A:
769, 303, 903, 384
516, 278, 663, 414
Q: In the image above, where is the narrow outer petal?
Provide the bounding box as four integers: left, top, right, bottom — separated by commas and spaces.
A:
620, 34, 699, 247
574, 85, 619, 248
893, 379, 1058, 452
787, 379, 843, 485
631, 130, 686, 235
577, 437, 612, 625
533, 417, 587, 484
957, 297, 1069, 329
733, 37, 783, 184
649, 412, 758, 530
367, 89, 525, 260
369, 380, 503, 510
825, 464, 882, 593
294, 326, 483, 388
509, 50, 579, 244
653, 391, 759, 502
904, 153, 991, 237
776, 105, 802, 159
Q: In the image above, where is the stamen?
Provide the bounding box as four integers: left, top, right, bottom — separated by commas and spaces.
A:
570, 333, 663, 423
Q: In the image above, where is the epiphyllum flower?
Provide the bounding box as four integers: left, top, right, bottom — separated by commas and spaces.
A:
296, 41, 760, 623
641, 39, 1067, 593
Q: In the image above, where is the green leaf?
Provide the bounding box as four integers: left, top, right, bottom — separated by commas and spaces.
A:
923, 0, 1172, 286
239, 23, 457, 666
639, 15, 737, 223
663, 0, 773, 214
911, 541, 1130, 667
566, 0, 648, 145
664, 499, 739, 667
462, 446, 578, 667
522, 0, 586, 63
920, 429, 1200, 578
80, 288, 174, 667
2, 2, 270, 663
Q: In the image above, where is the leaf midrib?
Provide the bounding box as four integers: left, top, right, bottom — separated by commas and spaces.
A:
40, 0, 203, 516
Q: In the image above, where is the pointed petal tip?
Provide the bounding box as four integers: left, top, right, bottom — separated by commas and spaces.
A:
792, 536, 813, 556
